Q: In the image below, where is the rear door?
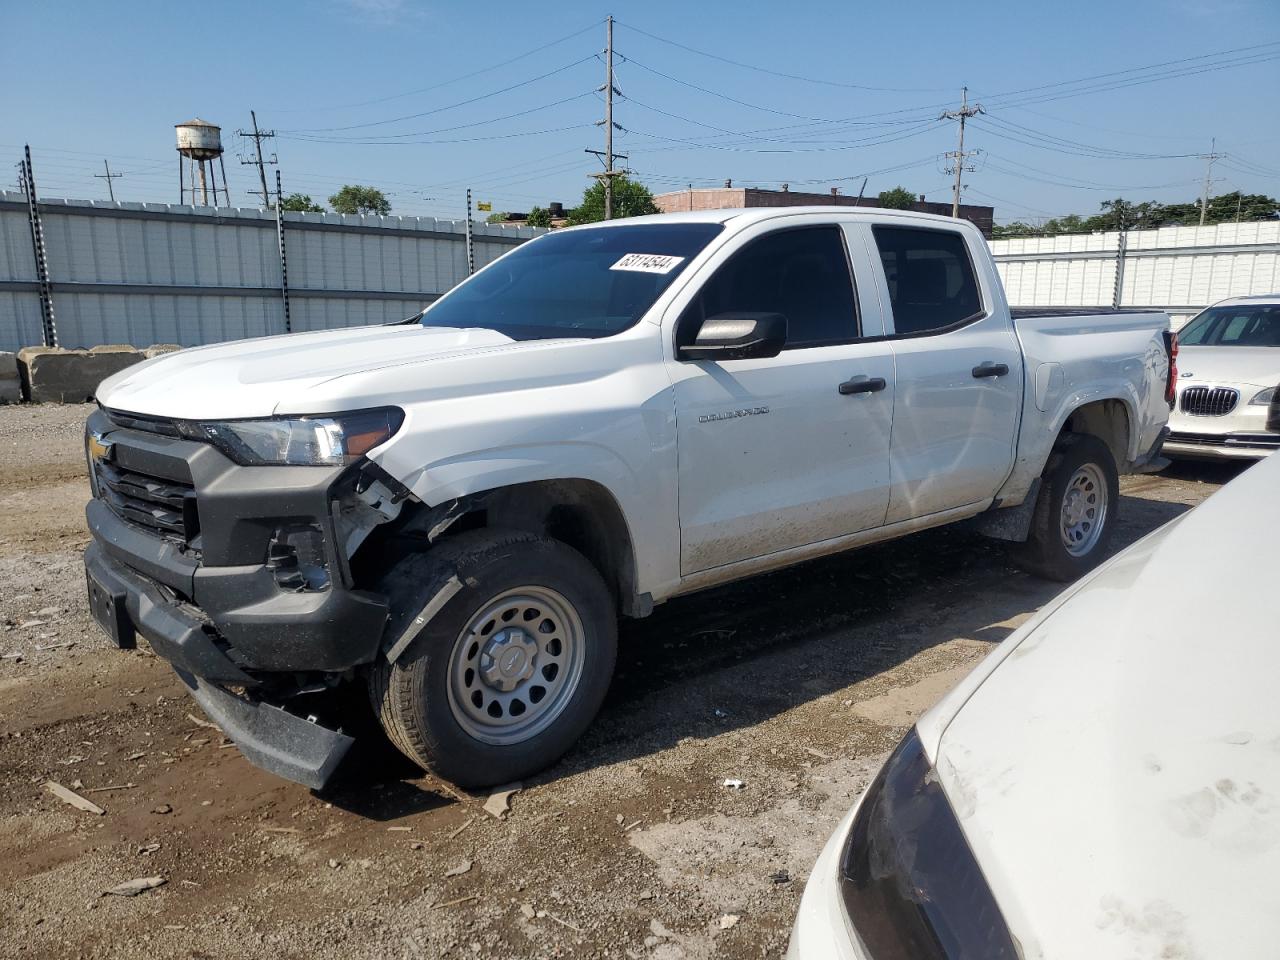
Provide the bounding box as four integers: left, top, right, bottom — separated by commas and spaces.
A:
868, 223, 1022, 523
667, 221, 896, 575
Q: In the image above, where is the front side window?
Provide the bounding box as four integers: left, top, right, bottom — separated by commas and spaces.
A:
421, 222, 723, 341
1177, 304, 1280, 347
679, 226, 859, 350
873, 226, 984, 336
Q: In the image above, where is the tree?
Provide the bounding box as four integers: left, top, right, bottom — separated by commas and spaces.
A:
485, 211, 510, 224
877, 186, 917, 210
279, 193, 325, 213
567, 176, 659, 224
525, 206, 554, 228
328, 185, 391, 216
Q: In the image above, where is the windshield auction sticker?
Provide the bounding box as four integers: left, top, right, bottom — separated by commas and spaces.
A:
611, 253, 685, 274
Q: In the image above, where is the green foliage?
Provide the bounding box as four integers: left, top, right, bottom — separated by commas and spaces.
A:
279, 193, 325, 213
994, 192, 1279, 237
485, 211, 510, 224
525, 206, 554, 229
876, 186, 917, 210
328, 184, 391, 216
567, 176, 660, 224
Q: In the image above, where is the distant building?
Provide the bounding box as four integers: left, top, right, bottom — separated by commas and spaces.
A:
652, 185, 995, 238
493, 201, 570, 228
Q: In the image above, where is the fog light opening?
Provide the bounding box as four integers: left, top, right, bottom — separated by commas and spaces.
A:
268, 524, 331, 591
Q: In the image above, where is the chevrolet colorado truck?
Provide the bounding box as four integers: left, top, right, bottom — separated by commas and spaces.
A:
83, 208, 1174, 790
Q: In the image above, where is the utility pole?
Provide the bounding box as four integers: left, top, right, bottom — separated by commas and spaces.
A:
941, 87, 984, 218
237, 110, 277, 208
94, 159, 123, 202
587, 15, 626, 219
1198, 137, 1224, 226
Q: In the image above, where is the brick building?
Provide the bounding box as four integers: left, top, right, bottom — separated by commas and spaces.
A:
652, 186, 994, 238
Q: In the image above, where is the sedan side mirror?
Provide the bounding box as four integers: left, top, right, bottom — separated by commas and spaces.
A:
678, 312, 787, 362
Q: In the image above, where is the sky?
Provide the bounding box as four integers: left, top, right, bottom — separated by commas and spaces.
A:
4, 0, 1279, 224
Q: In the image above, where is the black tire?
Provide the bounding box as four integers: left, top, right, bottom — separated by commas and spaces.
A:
368, 528, 617, 788
1012, 433, 1119, 583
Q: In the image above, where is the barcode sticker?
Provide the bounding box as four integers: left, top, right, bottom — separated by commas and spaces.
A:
610, 253, 685, 274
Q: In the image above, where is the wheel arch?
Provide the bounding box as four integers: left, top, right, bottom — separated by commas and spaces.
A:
406, 478, 645, 618
1058, 396, 1134, 466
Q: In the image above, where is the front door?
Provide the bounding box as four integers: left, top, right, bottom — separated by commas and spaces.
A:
669, 224, 896, 575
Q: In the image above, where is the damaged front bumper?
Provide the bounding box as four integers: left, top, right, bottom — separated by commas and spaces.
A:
82, 407, 396, 789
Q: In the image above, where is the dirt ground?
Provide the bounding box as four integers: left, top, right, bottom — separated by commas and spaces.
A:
0, 403, 1250, 960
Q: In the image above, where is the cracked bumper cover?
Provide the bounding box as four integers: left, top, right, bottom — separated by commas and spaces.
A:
82, 408, 391, 788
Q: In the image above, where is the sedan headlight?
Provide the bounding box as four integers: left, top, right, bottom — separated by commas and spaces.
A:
1249, 386, 1277, 406
839, 728, 1018, 960
181, 408, 404, 466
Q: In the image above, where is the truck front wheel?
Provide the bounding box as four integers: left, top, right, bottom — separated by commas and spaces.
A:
369, 529, 617, 788
1013, 433, 1119, 583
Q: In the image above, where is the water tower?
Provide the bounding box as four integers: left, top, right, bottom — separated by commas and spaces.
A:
176, 118, 230, 206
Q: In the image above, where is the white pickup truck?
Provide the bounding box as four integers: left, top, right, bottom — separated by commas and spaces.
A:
83, 208, 1174, 790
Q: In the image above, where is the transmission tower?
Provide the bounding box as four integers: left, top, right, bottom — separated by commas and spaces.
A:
941, 87, 984, 218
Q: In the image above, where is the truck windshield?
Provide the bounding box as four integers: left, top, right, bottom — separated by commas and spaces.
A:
1178, 304, 1280, 347
420, 222, 723, 340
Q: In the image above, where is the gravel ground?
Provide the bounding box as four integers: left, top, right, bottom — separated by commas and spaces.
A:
0, 402, 1250, 960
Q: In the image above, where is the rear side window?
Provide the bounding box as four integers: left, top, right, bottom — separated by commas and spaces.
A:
873, 226, 983, 336
679, 226, 858, 350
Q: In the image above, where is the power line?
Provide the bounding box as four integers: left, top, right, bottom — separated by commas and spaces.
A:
282, 56, 598, 134
979, 40, 1280, 104
282, 92, 595, 143
281, 123, 594, 147
269, 20, 603, 114
614, 20, 954, 93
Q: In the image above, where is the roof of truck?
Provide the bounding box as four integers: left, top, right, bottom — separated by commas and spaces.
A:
563, 206, 982, 232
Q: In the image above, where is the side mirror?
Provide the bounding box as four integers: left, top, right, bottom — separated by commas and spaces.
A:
678, 312, 787, 362
1267, 383, 1280, 434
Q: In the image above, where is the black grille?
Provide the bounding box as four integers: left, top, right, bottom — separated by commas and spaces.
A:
1180, 386, 1239, 417
103, 408, 183, 437
1169, 431, 1280, 449
95, 460, 198, 540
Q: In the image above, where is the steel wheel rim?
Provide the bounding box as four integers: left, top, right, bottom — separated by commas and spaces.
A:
446, 585, 586, 746
1059, 462, 1108, 558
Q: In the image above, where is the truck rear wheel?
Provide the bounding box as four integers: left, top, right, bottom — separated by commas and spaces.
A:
1013, 433, 1119, 583
368, 529, 617, 788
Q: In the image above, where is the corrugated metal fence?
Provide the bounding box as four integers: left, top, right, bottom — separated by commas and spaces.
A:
991, 221, 1280, 327
0, 192, 545, 352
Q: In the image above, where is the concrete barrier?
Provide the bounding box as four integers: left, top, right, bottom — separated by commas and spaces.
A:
143, 344, 182, 359
17, 345, 146, 403
0, 352, 19, 404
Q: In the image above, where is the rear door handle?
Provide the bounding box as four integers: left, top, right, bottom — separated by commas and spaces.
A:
838, 376, 887, 396
972, 362, 1009, 379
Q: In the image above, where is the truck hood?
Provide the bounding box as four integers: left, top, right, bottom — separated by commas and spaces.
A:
96, 324, 517, 420
931, 454, 1280, 959
1176, 344, 1280, 387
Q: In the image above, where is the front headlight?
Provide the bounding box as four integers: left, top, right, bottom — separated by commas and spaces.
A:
839, 728, 1018, 960
182, 407, 404, 466
1249, 386, 1277, 406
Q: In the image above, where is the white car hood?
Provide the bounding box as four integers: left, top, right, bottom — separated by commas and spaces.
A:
933, 454, 1280, 960
96, 324, 516, 420
1176, 344, 1280, 387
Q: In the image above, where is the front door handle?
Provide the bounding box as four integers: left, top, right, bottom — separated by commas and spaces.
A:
972, 362, 1010, 379
838, 376, 887, 396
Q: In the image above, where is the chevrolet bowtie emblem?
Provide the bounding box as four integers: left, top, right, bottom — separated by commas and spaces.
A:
87, 430, 115, 462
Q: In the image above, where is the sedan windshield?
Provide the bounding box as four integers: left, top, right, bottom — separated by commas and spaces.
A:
420, 222, 724, 340
1178, 304, 1280, 347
